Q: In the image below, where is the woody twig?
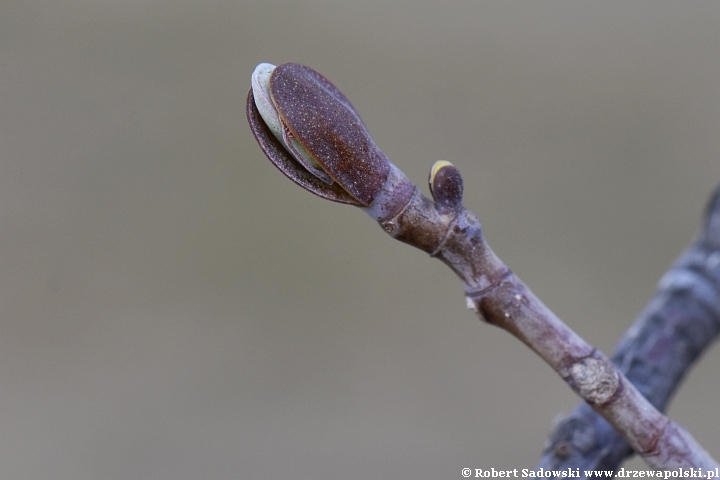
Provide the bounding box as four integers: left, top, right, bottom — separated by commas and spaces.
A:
246, 62, 719, 470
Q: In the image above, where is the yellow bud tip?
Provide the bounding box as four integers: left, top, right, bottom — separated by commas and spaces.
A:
429, 160, 454, 184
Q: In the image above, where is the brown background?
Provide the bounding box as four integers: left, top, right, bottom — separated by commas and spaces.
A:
1, 1, 719, 478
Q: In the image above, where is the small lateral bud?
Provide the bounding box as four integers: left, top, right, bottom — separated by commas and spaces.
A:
429, 161, 463, 209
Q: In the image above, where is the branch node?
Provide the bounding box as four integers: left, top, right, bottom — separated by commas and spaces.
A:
566, 353, 620, 406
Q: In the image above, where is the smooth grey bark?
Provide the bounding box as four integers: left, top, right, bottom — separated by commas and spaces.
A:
538, 184, 720, 473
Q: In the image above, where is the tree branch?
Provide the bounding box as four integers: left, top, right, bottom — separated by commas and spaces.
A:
537, 184, 720, 473
246, 62, 719, 470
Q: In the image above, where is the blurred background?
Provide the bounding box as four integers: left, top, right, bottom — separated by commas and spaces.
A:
1, 1, 719, 478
